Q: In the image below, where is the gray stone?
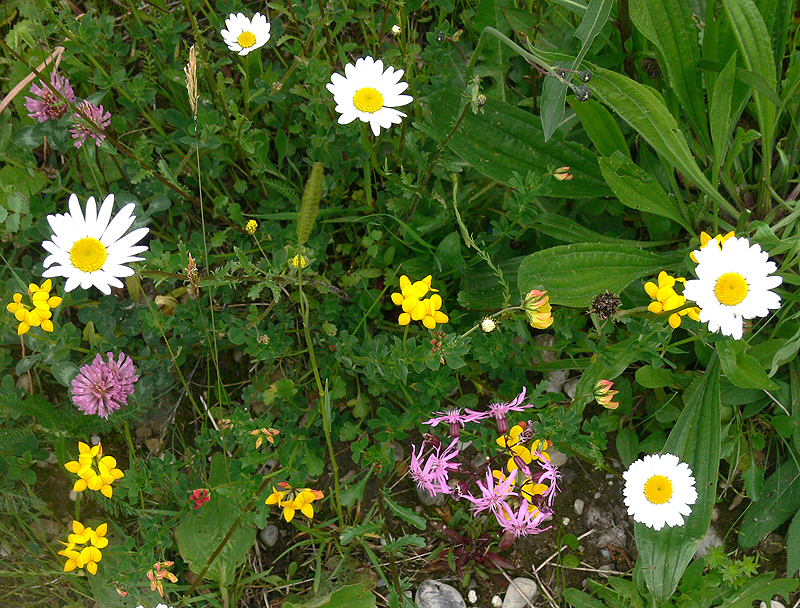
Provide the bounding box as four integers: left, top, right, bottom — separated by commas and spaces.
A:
759, 602, 785, 608
573, 499, 585, 516
533, 334, 557, 363
502, 578, 539, 608
415, 580, 466, 608
545, 369, 570, 394
416, 485, 448, 507
491, 595, 503, 608
547, 448, 568, 468
259, 524, 279, 547
563, 378, 579, 400
467, 589, 477, 604
584, 505, 626, 548
694, 525, 723, 558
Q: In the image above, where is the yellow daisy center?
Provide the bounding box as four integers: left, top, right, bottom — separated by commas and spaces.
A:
353, 87, 384, 113
713, 272, 748, 306
238, 31, 256, 48
70, 237, 108, 273
643, 474, 673, 505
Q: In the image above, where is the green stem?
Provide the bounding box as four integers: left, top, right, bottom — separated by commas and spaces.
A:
360, 124, 375, 209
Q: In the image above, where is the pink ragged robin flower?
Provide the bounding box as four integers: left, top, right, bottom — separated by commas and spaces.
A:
467, 387, 532, 436
24, 71, 77, 122
463, 468, 517, 515
69, 100, 112, 148
423, 407, 481, 438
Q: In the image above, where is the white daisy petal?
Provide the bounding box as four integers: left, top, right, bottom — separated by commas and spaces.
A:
219, 12, 271, 56
684, 236, 781, 340
623, 453, 697, 530
39, 193, 149, 295
327, 55, 413, 135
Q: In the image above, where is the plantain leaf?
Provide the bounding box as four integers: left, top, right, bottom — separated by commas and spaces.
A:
739, 457, 800, 548
530, 213, 655, 246
589, 67, 736, 218
709, 53, 737, 186
629, 0, 707, 139
568, 98, 630, 159
422, 87, 610, 198
517, 243, 678, 307
717, 340, 778, 390
636, 356, 721, 602
721, 0, 777, 156
599, 153, 692, 231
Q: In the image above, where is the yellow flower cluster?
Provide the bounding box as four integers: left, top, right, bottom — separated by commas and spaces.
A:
496, 423, 551, 473
59, 521, 108, 575
245, 219, 258, 235
5, 279, 62, 335
391, 274, 449, 329
64, 442, 125, 498
291, 254, 306, 268
690, 230, 734, 263
522, 289, 554, 329
644, 271, 700, 329
266, 483, 324, 522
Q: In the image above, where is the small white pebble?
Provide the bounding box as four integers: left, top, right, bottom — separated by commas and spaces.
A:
467, 590, 477, 604
69, 489, 78, 502
711, 508, 719, 522
594, 492, 601, 499
90, 435, 101, 445
573, 498, 585, 515
562, 517, 571, 526
608, 480, 614, 485
491, 595, 503, 608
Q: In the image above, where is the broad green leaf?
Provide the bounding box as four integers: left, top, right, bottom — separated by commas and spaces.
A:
786, 510, 800, 576
739, 458, 800, 548
717, 340, 778, 390
630, 0, 707, 139
721, 573, 798, 608
423, 87, 610, 198
540, 0, 612, 142
568, 98, 630, 159
175, 453, 255, 587
721, 0, 776, 162
541, 63, 569, 142
285, 584, 377, 608
530, 213, 653, 245
517, 242, 677, 307
570, 337, 644, 415
616, 427, 639, 467
699, 59, 784, 109
637, 356, 721, 602
599, 153, 692, 231
473, 0, 513, 100
709, 53, 737, 187
635, 365, 672, 388
549, 0, 587, 15
589, 68, 737, 218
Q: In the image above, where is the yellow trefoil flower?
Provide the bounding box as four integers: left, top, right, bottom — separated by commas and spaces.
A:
245, 219, 258, 235
251, 427, 279, 449
64, 442, 124, 497
291, 254, 306, 268
59, 520, 108, 575
644, 271, 700, 329
523, 289, 554, 329
690, 231, 734, 263
391, 275, 449, 328
594, 379, 619, 410
266, 483, 324, 522
5, 279, 62, 335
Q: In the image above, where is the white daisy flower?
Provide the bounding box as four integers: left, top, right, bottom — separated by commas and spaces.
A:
42, 193, 149, 295
683, 236, 782, 340
326, 56, 413, 136
221, 12, 270, 56
622, 453, 698, 531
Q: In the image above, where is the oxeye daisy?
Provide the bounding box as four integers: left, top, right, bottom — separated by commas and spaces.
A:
221, 12, 271, 55
326, 56, 413, 136
41, 193, 149, 295
683, 236, 782, 340
622, 453, 697, 531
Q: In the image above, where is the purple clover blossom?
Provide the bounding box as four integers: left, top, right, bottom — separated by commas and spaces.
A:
409, 438, 461, 496
423, 407, 482, 438
71, 352, 139, 418
69, 100, 112, 148
463, 468, 517, 515
498, 500, 552, 537
467, 387, 531, 435
24, 72, 77, 122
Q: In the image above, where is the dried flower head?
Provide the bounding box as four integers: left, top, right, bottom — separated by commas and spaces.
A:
588, 291, 621, 321
184, 44, 198, 117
